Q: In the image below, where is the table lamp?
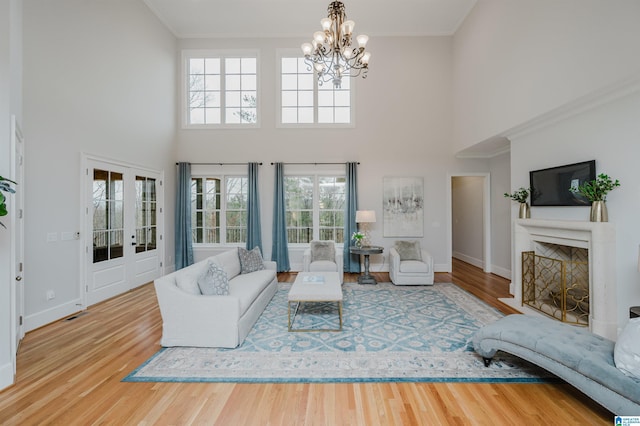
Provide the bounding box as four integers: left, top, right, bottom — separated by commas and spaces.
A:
356, 210, 376, 246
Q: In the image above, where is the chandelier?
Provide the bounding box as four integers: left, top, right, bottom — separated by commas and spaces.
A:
301, 1, 371, 89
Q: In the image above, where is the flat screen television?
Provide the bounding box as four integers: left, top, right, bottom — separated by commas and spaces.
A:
529, 160, 596, 206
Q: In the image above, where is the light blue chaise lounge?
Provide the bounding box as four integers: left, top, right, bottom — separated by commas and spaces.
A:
472, 314, 640, 415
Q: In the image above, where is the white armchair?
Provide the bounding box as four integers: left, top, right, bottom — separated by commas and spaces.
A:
303, 240, 344, 284
389, 241, 434, 285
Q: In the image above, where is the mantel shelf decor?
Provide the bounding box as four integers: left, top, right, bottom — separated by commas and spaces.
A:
504, 187, 531, 219
569, 173, 620, 222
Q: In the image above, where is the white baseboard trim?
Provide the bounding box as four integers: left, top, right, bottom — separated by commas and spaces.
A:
491, 265, 511, 280
452, 251, 484, 269
0, 362, 15, 392
434, 263, 449, 273
25, 298, 83, 332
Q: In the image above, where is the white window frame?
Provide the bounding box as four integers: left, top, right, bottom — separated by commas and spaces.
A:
182, 49, 260, 130
276, 49, 356, 129
284, 167, 347, 246
191, 174, 249, 246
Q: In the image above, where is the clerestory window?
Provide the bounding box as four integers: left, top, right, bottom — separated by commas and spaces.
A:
183, 50, 259, 128
279, 55, 353, 126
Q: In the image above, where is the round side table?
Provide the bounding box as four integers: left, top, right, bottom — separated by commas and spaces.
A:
349, 246, 384, 284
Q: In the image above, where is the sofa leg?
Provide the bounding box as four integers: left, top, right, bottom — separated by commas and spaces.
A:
483, 358, 492, 367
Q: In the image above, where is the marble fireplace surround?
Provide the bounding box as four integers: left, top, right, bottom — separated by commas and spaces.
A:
499, 219, 617, 340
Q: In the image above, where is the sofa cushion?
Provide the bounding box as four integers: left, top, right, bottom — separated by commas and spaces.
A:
197, 260, 229, 296
614, 318, 640, 380
310, 240, 335, 262
229, 269, 275, 315
212, 249, 242, 279
175, 262, 206, 295
399, 260, 430, 273
238, 246, 266, 274
395, 241, 422, 261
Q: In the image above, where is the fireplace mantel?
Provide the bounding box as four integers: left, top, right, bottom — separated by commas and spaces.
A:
501, 219, 617, 340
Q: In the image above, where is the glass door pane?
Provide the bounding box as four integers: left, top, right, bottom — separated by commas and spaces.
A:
92, 169, 124, 262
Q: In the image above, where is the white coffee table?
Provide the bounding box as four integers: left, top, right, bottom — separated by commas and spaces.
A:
288, 272, 343, 332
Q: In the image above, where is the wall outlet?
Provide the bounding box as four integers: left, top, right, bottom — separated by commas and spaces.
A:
46, 232, 58, 242
46, 290, 55, 300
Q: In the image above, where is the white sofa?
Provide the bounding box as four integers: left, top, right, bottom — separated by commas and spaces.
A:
154, 249, 278, 348
389, 247, 434, 285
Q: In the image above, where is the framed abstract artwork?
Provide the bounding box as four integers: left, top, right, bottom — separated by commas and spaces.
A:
383, 176, 424, 237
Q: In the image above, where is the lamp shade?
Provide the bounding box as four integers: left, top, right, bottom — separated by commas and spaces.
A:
356, 210, 376, 223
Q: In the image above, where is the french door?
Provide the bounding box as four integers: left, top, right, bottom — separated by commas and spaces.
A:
85, 158, 164, 306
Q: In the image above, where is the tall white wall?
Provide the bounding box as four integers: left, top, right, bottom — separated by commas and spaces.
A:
22, 0, 177, 330
176, 36, 497, 272
0, 0, 23, 392
489, 151, 511, 278
453, 0, 640, 330
452, 0, 640, 150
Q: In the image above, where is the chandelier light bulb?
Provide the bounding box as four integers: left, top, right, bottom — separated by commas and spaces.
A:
301, 43, 313, 56
341, 20, 355, 35
361, 51, 371, 65
314, 63, 325, 73
313, 31, 326, 44
356, 34, 369, 48
321, 17, 332, 31
343, 48, 353, 59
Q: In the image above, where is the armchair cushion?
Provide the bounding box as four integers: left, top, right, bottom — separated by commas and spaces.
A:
238, 246, 266, 274
198, 260, 229, 295
310, 240, 336, 262
394, 240, 422, 261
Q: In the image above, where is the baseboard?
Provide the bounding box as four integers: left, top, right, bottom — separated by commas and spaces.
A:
0, 361, 15, 392
491, 265, 511, 280
24, 298, 83, 332
452, 251, 484, 269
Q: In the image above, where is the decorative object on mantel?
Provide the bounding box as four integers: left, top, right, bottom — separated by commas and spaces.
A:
504, 187, 531, 219
301, 1, 371, 89
569, 173, 620, 222
0, 175, 17, 229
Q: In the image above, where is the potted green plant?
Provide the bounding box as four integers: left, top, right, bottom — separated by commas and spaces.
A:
504, 187, 531, 219
0, 175, 17, 228
569, 173, 620, 222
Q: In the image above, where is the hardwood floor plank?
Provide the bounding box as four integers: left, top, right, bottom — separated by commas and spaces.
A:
0, 260, 612, 425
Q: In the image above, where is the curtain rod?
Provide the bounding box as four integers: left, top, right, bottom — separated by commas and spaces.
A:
269, 162, 360, 165
176, 162, 263, 166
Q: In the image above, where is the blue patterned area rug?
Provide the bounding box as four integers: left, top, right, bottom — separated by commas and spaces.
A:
124, 282, 554, 383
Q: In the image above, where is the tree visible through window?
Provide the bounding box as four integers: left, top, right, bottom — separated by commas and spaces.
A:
186, 53, 258, 126
191, 176, 248, 244
285, 175, 345, 244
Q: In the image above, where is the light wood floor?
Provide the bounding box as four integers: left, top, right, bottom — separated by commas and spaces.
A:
0, 259, 611, 425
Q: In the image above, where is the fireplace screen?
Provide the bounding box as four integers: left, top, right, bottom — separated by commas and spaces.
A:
522, 251, 589, 326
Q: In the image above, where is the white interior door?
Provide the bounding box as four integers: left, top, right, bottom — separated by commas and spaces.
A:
85, 159, 163, 306
10, 115, 25, 372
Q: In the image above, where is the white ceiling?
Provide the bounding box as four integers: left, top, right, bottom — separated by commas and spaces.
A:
143, 0, 477, 39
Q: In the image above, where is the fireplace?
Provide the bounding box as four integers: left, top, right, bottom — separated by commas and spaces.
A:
499, 219, 617, 340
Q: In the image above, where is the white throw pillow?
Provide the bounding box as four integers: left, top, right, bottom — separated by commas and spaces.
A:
614, 317, 640, 380
197, 260, 229, 295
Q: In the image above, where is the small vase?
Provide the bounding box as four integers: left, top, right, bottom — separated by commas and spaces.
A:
519, 202, 531, 219
590, 201, 608, 222
355, 240, 363, 248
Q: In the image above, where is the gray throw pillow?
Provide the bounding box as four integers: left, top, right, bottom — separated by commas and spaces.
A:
395, 241, 422, 261
238, 246, 266, 274
197, 260, 229, 295
310, 240, 335, 262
